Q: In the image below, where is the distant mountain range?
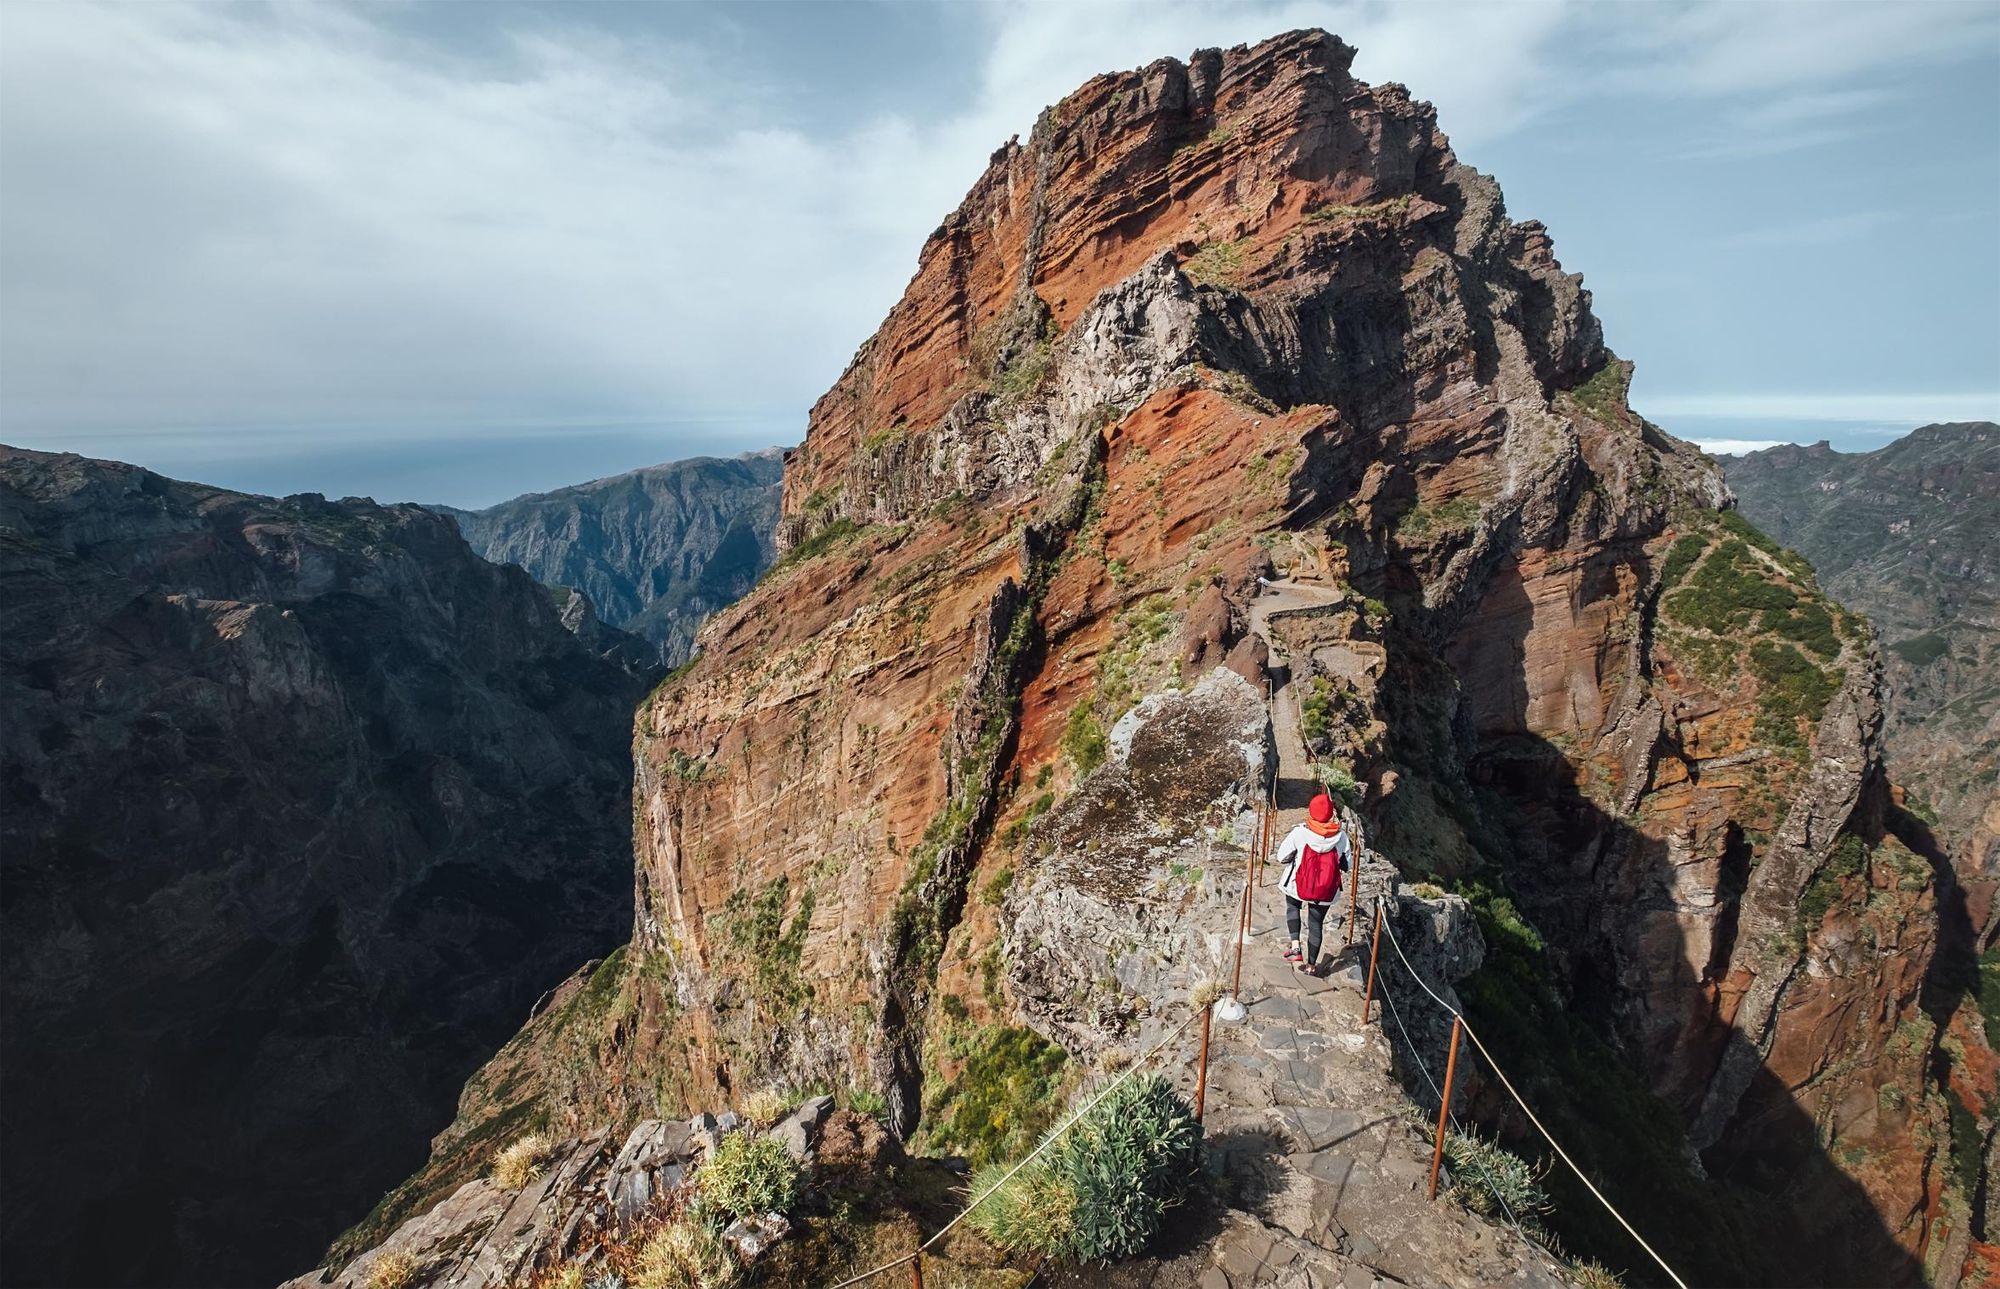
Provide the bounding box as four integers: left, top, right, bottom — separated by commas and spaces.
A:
435, 451, 785, 666
1722, 422, 1999, 869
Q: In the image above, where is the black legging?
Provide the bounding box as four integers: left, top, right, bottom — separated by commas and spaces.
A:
1286, 896, 1330, 963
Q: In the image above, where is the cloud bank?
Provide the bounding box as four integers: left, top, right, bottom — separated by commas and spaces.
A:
1, 0, 1994, 495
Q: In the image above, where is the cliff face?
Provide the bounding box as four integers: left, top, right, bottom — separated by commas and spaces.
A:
376, 31, 1962, 1286
0, 448, 650, 1288
1722, 424, 1999, 875
438, 452, 784, 667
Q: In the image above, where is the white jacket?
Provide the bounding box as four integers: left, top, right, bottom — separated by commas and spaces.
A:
1273, 822, 1351, 906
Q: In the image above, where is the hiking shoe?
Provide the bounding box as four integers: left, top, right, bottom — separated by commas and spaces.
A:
1283, 943, 1303, 963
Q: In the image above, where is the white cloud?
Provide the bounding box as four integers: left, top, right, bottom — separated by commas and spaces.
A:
0, 0, 1993, 463
1687, 438, 1789, 456
1640, 393, 2000, 423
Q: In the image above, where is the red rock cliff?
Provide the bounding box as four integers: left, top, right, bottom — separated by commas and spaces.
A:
391, 31, 1973, 1286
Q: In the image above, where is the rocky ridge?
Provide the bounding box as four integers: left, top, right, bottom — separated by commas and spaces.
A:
1721, 423, 1999, 876
437, 451, 784, 666
349, 31, 1972, 1287
0, 447, 652, 1288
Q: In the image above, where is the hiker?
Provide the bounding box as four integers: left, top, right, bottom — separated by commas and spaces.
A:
1273, 792, 1352, 976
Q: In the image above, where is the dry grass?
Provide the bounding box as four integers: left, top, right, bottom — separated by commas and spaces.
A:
364, 1250, 421, 1289
492, 1132, 552, 1189
631, 1220, 741, 1289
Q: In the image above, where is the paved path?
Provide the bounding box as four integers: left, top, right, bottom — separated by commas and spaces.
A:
1144, 580, 1574, 1288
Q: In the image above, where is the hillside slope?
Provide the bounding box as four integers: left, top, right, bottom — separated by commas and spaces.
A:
335, 32, 1978, 1287
0, 448, 651, 1287
438, 451, 784, 666
1723, 423, 1999, 873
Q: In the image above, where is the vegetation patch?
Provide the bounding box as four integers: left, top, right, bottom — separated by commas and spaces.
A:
1658, 533, 1706, 588
717, 878, 816, 1017
1304, 193, 1413, 224
1565, 361, 1630, 422
1798, 833, 1869, 932
1890, 632, 1950, 667
1747, 641, 1840, 752
699, 1130, 803, 1220
1181, 238, 1249, 288
771, 517, 866, 574
491, 1132, 553, 1189
1397, 495, 1481, 541
924, 1025, 1069, 1167
1441, 1129, 1549, 1229
965, 1074, 1202, 1262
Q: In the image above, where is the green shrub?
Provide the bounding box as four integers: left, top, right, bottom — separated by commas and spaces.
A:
1316, 759, 1362, 808
1771, 600, 1839, 658
1441, 1129, 1549, 1227
1566, 361, 1629, 421
926, 1026, 1068, 1167
1062, 703, 1108, 775
966, 1074, 1203, 1263
698, 1131, 801, 1219
1301, 677, 1335, 747
1658, 534, 1706, 587
1663, 539, 1796, 634
1748, 641, 1840, 749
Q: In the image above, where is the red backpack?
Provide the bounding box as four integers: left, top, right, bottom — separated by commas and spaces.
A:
1295, 837, 1342, 902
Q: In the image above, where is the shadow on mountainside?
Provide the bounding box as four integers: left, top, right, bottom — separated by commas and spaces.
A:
1387, 561, 1932, 1288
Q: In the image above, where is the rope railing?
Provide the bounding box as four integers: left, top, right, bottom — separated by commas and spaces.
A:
1366, 895, 1693, 1289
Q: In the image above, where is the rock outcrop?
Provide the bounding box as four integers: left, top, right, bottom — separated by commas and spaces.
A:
1722, 423, 1999, 876
0, 448, 651, 1287
437, 451, 784, 666
358, 30, 1965, 1287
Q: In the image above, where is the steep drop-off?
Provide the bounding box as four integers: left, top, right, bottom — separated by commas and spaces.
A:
437, 451, 784, 667
356, 32, 1973, 1287
1723, 424, 1999, 875
0, 448, 651, 1287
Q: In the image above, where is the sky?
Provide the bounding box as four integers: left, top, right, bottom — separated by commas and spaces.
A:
1, 0, 1996, 507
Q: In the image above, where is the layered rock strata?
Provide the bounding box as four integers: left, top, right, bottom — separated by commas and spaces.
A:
368, 30, 1966, 1285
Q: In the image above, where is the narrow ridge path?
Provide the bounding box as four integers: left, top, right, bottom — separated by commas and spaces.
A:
1147, 580, 1574, 1288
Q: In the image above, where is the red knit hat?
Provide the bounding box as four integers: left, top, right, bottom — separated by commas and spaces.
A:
1309, 793, 1336, 824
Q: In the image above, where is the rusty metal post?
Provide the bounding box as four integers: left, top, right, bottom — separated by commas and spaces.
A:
1361, 901, 1383, 1025
910, 1249, 924, 1289
1345, 846, 1359, 948
1230, 869, 1251, 998
1427, 1016, 1464, 1201
1194, 1001, 1214, 1122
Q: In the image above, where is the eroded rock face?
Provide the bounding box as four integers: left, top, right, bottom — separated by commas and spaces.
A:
382, 30, 1960, 1284
1722, 423, 1999, 877
0, 448, 649, 1288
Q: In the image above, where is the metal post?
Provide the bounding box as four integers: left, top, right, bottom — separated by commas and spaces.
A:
1345, 846, 1359, 948
1361, 901, 1383, 1025
1230, 872, 1251, 998
1427, 1016, 1463, 1201
910, 1250, 924, 1289
1194, 1001, 1214, 1122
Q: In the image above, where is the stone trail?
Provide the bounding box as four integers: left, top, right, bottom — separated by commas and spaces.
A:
1135, 577, 1576, 1289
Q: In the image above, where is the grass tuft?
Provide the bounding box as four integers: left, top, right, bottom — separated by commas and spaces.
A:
698, 1130, 801, 1220
492, 1132, 552, 1189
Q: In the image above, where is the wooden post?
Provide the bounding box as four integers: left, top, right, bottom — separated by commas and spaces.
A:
1427, 1016, 1464, 1201
910, 1250, 924, 1289
1361, 902, 1383, 1025
1194, 1001, 1214, 1122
